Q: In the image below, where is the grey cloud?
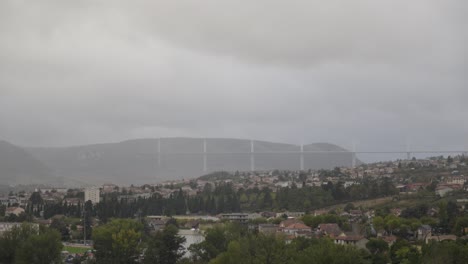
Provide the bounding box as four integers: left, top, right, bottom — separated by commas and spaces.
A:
0, 0, 466, 159
126, 0, 466, 66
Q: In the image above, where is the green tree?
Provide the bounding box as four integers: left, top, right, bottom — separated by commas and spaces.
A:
421, 241, 468, 264
83, 200, 93, 240
49, 217, 70, 241
210, 234, 288, 264
366, 238, 390, 264
0, 205, 5, 217
0, 223, 62, 264
366, 238, 389, 255
29, 192, 43, 205
447, 156, 454, 164
144, 225, 185, 264
189, 223, 244, 263
92, 219, 143, 264
438, 202, 449, 230
344, 203, 355, 212
453, 217, 468, 236
209, 240, 246, 264
292, 238, 370, 264
15, 229, 63, 264
373, 216, 385, 232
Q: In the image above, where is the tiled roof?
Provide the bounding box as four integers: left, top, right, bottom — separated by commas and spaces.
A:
318, 223, 343, 237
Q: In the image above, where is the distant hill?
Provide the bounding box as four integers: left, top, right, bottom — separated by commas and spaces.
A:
0, 140, 60, 186
27, 138, 360, 185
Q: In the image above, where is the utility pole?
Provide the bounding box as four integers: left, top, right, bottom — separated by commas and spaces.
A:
250, 140, 255, 172
83, 210, 86, 246
203, 139, 207, 173
157, 137, 161, 168
300, 144, 304, 171
352, 141, 357, 168
406, 141, 411, 160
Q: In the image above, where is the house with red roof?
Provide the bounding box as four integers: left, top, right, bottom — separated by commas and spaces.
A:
282, 222, 311, 234
334, 234, 368, 249
5, 207, 25, 217
318, 223, 344, 238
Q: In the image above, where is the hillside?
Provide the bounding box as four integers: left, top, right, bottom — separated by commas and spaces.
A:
27, 138, 359, 185
0, 140, 60, 186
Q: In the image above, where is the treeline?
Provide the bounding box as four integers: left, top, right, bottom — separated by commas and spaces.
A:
91, 219, 185, 264
93, 178, 397, 221
22, 177, 399, 222
91, 220, 468, 264
375, 200, 468, 237
186, 222, 371, 264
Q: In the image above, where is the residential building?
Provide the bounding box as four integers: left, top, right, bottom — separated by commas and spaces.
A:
282, 222, 311, 234
5, 207, 25, 217
0, 197, 9, 206
279, 219, 304, 229
318, 223, 344, 238
417, 225, 432, 240
276, 211, 305, 218
425, 235, 457, 244
258, 224, 278, 234
85, 187, 100, 204
0, 222, 39, 236
63, 198, 83, 206
436, 186, 454, 197
334, 235, 368, 250
221, 213, 261, 223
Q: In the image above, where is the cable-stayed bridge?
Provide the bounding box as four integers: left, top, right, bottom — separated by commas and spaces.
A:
143, 138, 467, 173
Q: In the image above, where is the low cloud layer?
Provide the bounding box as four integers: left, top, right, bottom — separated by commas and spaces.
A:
0, 0, 467, 156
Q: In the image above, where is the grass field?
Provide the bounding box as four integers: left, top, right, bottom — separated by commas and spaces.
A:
318, 197, 394, 211
63, 245, 91, 254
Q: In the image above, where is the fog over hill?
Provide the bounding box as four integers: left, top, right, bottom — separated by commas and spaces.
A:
25, 138, 359, 185
0, 140, 60, 186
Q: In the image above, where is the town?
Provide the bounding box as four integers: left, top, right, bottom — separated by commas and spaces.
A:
1, 154, 468, 263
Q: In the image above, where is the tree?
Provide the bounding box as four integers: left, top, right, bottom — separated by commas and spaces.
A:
344, 203, 355, 213
366, 238, 390, 264
49, 217, 70, 241
373, 216, 385, 232
0, 223, 62, 264
366, 238, 389, 255
250, 234, 289, 264
0, 205, 5, 217
447, 156, 454, 164
438, 202, 449, 231
292, 238, 370, 264
0, 223, 38, 263
453, 217, 468, 236
92, 219, 143, 264
189, 223, 244, 263
143, 225, 185, 264
421, 241, 468, 264
211, 234, 289, 264
446, 201, 459, 227
15, 229, 63, 264
83, 200, 93, 240
29, 192, 43, 205
209, 240, 247, 264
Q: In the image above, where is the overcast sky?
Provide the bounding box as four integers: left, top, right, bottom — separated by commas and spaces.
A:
0, 0, 466, 154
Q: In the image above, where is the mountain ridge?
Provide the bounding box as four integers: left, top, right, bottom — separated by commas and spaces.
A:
25, 138, 359, 185
0, 140, 60, 186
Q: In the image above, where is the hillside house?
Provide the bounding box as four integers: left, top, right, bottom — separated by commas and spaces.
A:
5, 207, 25, 217
318, 223, 344, 238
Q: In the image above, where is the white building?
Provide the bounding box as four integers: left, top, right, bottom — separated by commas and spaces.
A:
0, 222, 39, 236
84, 187, 100, 204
